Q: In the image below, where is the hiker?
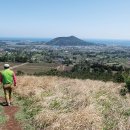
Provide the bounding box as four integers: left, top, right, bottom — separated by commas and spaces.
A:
0, 64, 16, 106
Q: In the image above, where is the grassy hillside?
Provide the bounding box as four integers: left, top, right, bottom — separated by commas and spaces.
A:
14, 76, 130, 130
0, 90, 7, 126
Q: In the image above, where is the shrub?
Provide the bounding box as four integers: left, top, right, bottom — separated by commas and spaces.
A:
123, 109, 130, 116
113, 73, 124, 83
125, 76, 130, 92
16, 70, 25, 76
120, 88, 127, 96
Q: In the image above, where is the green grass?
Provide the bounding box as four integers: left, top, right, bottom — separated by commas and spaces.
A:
99, 94, 130, 130
0, 105, 7, 125
0, 87, 8, 126
0, 82, 38, 130
95, 90, 123, 130
49, 99, 61, 110
123, 109, 130, 116
14, 95, 41, 130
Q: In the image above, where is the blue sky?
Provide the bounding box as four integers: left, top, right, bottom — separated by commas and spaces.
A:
0, 0, 130, 39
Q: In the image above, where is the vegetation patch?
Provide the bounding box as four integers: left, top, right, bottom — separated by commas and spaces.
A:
34, 61, 126, 83
0, 89, 8, 126
49, 99, 61, 110
13, 76, 130, 129
15, 95, 42, 130
120, 88, 128, 96
0, 105, 7, 125
95, 89, 129, 130
123, 109, 130, 116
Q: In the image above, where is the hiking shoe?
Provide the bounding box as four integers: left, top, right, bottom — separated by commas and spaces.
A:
2, 102, 8, 106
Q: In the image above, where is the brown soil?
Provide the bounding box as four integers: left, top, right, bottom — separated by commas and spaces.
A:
0, 97, 22, 130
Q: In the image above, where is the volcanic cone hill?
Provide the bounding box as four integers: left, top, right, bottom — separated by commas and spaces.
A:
46, 36, 96, 46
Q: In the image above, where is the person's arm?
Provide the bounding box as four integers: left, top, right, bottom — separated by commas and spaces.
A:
0, 73, 2, 83
13, 72, 16, 86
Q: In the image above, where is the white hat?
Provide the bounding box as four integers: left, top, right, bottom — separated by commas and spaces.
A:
4, 64, 10, 68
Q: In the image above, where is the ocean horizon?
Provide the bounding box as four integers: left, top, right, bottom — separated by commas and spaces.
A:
0, 37, 130, 46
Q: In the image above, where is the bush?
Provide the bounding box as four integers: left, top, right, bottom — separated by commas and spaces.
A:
16, 70, 25, 76
113, 73, 124, 83
125, 76, 130, 92
120, 88, 127, 96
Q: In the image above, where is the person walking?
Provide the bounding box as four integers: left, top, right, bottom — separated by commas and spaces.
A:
0, 64, 16, 106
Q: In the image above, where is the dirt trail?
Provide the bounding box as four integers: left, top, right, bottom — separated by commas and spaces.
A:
0, 63, 27, 130
0, 97, 21, 130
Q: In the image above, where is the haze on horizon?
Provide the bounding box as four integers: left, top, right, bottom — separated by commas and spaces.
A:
0, 0, 130, 40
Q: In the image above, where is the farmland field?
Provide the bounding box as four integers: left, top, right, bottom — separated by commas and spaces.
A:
0, 62, 59, 74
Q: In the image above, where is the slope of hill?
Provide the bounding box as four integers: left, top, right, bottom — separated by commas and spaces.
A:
14, 76, 130, 130
46, 36, 96, 46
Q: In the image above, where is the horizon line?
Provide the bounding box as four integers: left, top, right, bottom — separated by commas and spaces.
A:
0, 36, 130, 41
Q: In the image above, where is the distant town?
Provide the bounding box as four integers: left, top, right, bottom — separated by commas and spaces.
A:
0, 36, 130, 69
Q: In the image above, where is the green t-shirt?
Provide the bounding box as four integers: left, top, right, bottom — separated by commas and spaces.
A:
1, 69, 14, 85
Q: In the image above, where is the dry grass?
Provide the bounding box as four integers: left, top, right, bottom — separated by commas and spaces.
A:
15, 76, 130, 130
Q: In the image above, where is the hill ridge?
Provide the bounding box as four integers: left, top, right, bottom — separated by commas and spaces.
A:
46, 36, 96, 46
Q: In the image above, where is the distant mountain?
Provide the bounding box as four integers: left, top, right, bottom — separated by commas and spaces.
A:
46, 36, 96, 46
